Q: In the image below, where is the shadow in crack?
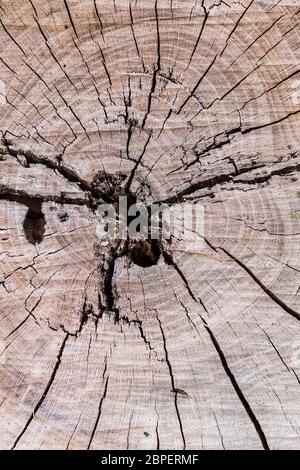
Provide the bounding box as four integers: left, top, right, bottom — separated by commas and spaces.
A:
23, 201, 46, 244
129, 239, 160, 268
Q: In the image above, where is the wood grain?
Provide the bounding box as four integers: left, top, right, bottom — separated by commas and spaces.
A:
0, 0, 300, 450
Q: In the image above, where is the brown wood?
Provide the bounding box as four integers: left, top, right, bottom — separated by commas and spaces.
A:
0, 0, 300, 450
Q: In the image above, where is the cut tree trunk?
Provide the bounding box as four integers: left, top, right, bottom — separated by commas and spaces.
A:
1, 0, 300, 450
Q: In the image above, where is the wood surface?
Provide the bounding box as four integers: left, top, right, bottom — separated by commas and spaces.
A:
0, 0, 300, 450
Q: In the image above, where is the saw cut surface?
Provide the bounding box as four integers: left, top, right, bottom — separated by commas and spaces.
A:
0, 0, 300, 450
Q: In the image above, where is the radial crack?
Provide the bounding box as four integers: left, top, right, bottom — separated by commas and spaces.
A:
221, 247, 300, 322
156, 313, 186, 449
11, 333, 69, 450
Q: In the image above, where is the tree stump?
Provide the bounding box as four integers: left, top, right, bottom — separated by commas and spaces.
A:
1, 0, 300, 450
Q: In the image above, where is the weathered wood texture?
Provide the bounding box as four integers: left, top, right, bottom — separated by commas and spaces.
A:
0, 0, 300, 450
